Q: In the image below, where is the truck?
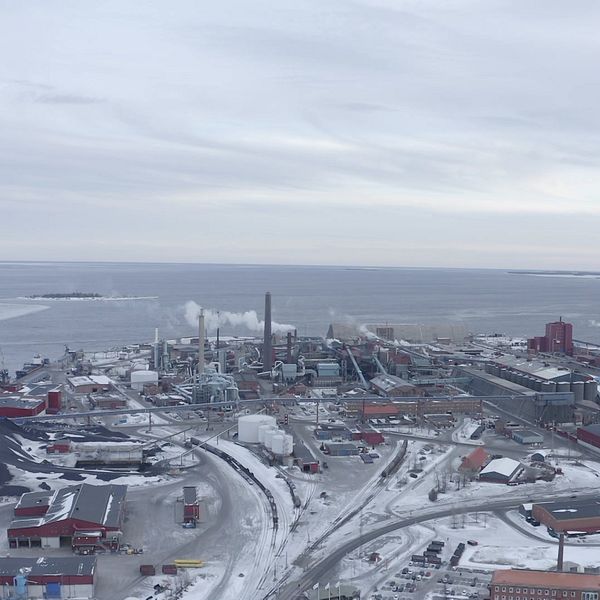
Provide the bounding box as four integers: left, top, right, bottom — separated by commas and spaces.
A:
139, 565, 156, 576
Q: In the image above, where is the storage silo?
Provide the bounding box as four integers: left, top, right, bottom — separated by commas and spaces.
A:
264, 427, 277, 450
542, 381, 556, 392
584, 380, 598, 401
557, 381, 571, 393
271, 433, 285, 455
258, 423, 273, 444
283, 434, 294, 456
238, 414, 276, 444
500, 368, 508, 380
572, 381, 584, 402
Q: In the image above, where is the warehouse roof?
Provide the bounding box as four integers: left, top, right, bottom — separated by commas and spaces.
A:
370, 375, 416, 393
480, 457, 521, 478
15, 491, 53, 511
492, 569, 600, 591
0, 394, 46, 409
10, 484, 127, 530
0, 556, 96, 578
534, 499, 600, 521
493, 356, 570, 381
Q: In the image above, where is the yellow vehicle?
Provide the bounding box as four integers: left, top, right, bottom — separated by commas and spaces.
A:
173, 559, 204, 568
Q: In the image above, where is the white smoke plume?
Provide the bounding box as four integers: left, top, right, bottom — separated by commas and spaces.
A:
184, 301, 295, 334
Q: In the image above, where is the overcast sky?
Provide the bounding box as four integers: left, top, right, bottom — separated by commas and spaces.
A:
1, 0, 599, 269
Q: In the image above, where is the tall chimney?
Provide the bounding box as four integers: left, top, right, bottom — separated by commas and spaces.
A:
198, 308, 205, 377
263, 292, 273, 372
286, 331, 292, 363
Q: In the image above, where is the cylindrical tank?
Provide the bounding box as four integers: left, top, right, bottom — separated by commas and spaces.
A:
258, 423, 272, 444
264, 427, 277, 450
542, 381, 556, 393
500, 368, 508, 380
572, 381, 585, 402
271, 433, 285, 455
557, 381, 571, 393
533, 378, 542, 391
283, 434, 294, 456
238, 414, 276, 444
584, 380, 598, 401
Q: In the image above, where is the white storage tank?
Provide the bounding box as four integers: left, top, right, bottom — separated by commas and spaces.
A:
264, 427, 278, 450
258, 423, 271, 444
238, 414, 276, 444
271, 433, 285, 455
283, 434, 294, 456
130, 370, 159, 391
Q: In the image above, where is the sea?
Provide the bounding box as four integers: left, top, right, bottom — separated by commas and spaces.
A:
1, 261, 600, 376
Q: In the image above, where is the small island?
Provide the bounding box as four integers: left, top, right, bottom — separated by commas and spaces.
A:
30, 292, 103, 299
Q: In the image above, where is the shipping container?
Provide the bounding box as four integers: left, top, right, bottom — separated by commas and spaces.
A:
162, 564, 178, 575
140, 565, 156, 576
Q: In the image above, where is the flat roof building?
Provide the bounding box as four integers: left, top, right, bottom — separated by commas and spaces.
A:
490, 569, 600, 600
533, 499, 600, 534
479, 457, 522, 484
0, 556, 96, 599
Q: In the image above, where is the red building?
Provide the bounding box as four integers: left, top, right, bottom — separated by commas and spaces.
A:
8, 483, 127, 549
491, 569, 600, 600
577, 424, 600, 451
0, 556, 96, 598
528, 319, 573, 355
459, 447, 490, 474
0, 393, 46, 417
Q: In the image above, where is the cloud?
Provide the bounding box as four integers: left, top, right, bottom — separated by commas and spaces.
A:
1, 0, 600, 267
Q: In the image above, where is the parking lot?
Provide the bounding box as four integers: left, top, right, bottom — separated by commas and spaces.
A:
369, 556, 492, 600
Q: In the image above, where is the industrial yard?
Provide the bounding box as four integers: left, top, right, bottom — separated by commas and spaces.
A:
1, 296, 600, 600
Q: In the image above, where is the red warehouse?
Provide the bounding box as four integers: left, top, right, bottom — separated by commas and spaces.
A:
0, 394, 46, 417
8, 483, 127, 549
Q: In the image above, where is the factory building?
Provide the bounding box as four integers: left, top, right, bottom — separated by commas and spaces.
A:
370, 374, 422, 397
490, 569, 600, 600
323, 442, 360, 457
0, 556, 96, 599
527, 319, 574, 355
67, 376, 113, 394
8, 484, 126, 549
73, 442, 144, 467
478, 457, 523, 484
576, 424, 600, 453
88, 393, 127, 410
511, 429, 545, 445
532, 499, 600, 535
0, 393, 46, 417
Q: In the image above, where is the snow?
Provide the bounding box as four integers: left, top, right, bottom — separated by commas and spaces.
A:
480, 457, 521, 478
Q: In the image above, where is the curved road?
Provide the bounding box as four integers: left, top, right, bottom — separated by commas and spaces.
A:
269, 489, 600, 600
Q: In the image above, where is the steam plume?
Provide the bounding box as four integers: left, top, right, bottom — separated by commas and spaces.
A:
184, 301, 295, 334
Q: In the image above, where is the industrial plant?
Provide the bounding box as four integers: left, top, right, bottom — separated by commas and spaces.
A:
1, 293, 600, 600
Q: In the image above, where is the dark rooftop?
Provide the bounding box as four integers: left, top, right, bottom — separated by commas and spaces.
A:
10, 483, 127, 530
536, 499, 600, 521
0, 556, 96, 577
0, 394, 46, 409
15, 491, 53, 510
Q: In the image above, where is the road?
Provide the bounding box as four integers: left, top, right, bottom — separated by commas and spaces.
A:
270, 489, 600, 600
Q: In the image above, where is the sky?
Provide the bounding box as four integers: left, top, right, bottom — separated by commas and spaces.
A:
1, 0, 600, 269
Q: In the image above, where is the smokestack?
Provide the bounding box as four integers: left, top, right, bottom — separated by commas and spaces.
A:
198, 308, 205, 377
287, 331, 292, 363
264, 292, 273, 371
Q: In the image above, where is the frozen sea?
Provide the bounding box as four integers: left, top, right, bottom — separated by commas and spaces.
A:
1, 261, 600, 375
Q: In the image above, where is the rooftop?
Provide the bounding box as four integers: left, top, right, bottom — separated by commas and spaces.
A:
370, 374, 416, 392
480, 457, 521, 478
0, 556, 96, 578
15, 491, 53, 510
535, 499, 600, 522
0, 394, 46, 409
10, 483, 127, 530
491, 569, 600, 591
